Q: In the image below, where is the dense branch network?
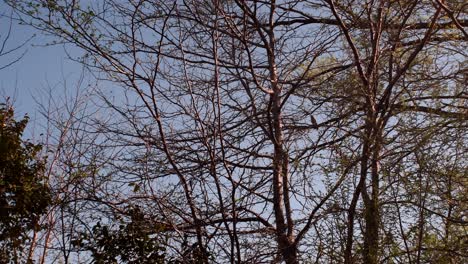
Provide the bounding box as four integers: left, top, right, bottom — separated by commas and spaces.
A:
3, 0, 467, 263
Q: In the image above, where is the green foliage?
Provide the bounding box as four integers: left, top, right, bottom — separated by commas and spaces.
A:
0, 102, 51, 262
73, 207, 166, 264
418, 229, 468, 264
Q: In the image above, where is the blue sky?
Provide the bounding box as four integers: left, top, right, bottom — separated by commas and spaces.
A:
1, 2, 84, 136
0, 2, 81, 108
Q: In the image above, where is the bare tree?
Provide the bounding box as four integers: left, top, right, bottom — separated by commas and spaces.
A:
0, 7, 31, 71
6, 0, 467, 263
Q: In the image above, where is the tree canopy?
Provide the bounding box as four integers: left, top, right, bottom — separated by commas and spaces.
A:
0, 102, 51, 263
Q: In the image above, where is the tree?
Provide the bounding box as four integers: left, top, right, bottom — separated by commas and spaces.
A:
0, 101, 51, 263
6, 0, 467, 263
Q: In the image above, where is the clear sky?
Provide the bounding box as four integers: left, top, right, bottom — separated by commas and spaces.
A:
0, 2, 84, 137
